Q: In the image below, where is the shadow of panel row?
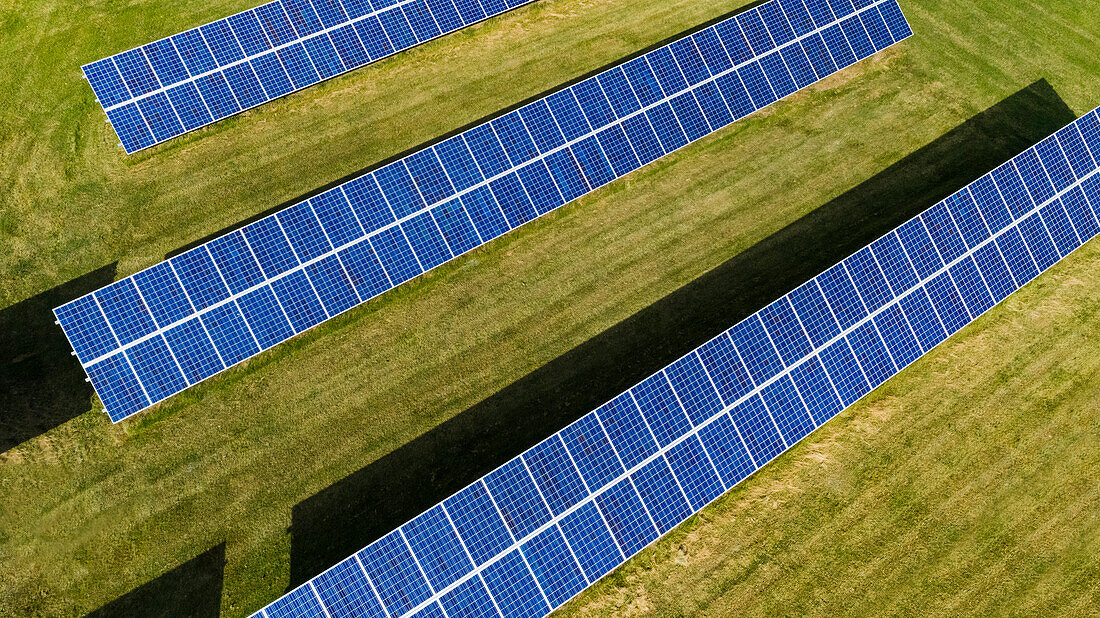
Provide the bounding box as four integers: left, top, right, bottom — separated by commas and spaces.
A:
85, 544, 226, 618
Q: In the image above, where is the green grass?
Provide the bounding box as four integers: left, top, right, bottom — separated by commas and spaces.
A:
0, 0, 1098, 615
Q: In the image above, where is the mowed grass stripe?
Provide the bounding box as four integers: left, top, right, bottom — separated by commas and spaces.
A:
0, 0, 1099, 616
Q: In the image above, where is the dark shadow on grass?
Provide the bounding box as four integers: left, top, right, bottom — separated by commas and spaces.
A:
284, 79, 1075, 586
166, 0, 776, 259
0, 263, 117, 453
85, 543, 225, 618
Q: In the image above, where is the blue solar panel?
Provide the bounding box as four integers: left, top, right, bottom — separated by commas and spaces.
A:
199, 301, 259, 366
925, 272, 970, 335
819, 338, 869, 406
631, 457, 692, 533
570, 136, 616, 189
846, 247, 894, 312
271, 270, 327, 332
970, 175, 1014, 234
665, 435, 725, 510
595, 479, 658, 558
409, 601, 447, 618
305, 255, 360, 316
950, 256, 995, 318
523, 435, 589, 516
647, 102, 691, 151
520, 526, 587, 607
788, 278, 842, 349
516, 161, 564, 215
728, 314, 785, 386
630, 372, 691, 448
872, 304, 922, 370
788, 355, 842, 425
995, 226, 1039, 286
818, 262, 869, 330
63, 0, 910, 424
923, 201, 969, 264
265, 585, 326, 618
664, 352, 724, 426
669, 92, 712, 141
95, 278, 157, 346
258, 87, 1100, 618
481, 549, 549, 618
126, 335, 187, 402
379, 7, 416, 52
839, 15, 875, 58
760, 373, 816, 443
163, 318, 225, 384
595, 125, 642, 177
738, 9, 775, 56
1018, 213, 1060, 272
1063, 186, 1100, 240
894, 287, 943, 353
86, 0, 540, 152
781, 43, 818, 89
861, 6, 895, 51
971, 242, 1016, 304
402, 505, 474, 591
1016, 148, 1057, 206
558, 501, 623, 582
237, 285, 294, 349
822, 23, 857, 68
444, 482, 514, 567
86, 353, 148, 422
402, 212, 453, 269
357, 531, 432, 616
759, 52, 797, 99
759, 296, 813, 366
728, 394, 786, 464
313, 556, 387, 618
846, 321, 895, 388
595, 393, 658, 471
484, 458, 552, 540
559, 412, 625, 492
1041, 199, 1082, 257
440, 575, 498, 618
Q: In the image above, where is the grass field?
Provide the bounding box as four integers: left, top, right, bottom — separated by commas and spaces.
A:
1, 0, 1098, 615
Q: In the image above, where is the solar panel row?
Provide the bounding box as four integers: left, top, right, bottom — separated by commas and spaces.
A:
57, 0, 914, 422
84, 0, 538, 153
250, 104, 1100, 618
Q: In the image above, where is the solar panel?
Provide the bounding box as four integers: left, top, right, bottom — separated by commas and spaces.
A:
250, 105, 1100, 618
84, 0, 540, 153
57, 0, 913, 422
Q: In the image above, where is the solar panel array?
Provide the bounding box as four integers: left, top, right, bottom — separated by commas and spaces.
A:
57, 0, 914, 423
84, 0, 538, 153
249, 106, 1100, 618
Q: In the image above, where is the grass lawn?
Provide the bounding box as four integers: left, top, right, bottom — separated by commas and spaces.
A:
0, 0, 1098, 615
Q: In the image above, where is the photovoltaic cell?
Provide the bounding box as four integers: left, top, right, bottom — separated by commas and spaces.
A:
61, 0, 910, 422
